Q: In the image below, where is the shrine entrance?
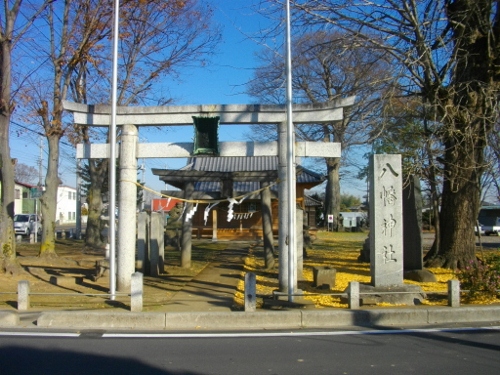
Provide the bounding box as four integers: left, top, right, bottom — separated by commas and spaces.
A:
64, 99, 355, 295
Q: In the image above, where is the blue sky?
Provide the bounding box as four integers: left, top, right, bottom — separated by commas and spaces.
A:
138, 0, 279, 192
10, 1, 275, 193
9, 1, 368, 198
168, 1, 271, 106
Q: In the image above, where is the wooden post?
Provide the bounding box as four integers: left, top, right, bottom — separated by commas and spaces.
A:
181, 181, 194, 268
212, 209, 218, 242
261, 181, 275, 269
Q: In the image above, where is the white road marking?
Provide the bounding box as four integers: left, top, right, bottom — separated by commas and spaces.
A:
0, 326, 498, 339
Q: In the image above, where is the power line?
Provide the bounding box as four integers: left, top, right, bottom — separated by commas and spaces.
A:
10, 120, 75, 147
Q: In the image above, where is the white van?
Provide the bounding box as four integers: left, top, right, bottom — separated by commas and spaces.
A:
13, 214, 42, 236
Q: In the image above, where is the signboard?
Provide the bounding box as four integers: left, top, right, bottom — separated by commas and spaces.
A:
327, 214, 334, 223
30, 188, 43, 198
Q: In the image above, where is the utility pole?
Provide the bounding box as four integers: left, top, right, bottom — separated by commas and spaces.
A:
285, 0, 297, 302
38, 136, 43, 187
108, 0, 120, 300
76, 159, 82, 239
140, 159, 145, 211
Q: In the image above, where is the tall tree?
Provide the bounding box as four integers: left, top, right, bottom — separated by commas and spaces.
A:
290, 0, 500, 269
69, 0, 221, 249
14, 162, 38, 184
247, 31, 393, 230
0, 0, 50, 271
484, 122, 500, 202
22, 0, 112, 257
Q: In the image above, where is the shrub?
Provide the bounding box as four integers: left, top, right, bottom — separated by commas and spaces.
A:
457, 255, 500, 300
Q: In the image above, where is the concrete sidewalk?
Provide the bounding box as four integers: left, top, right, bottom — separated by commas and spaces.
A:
1, 243, 500, 331
157, 247, 247, 312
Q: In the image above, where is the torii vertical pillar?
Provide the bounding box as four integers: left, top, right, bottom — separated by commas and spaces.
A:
278, 121, 297, 293
117, 124, 138, 291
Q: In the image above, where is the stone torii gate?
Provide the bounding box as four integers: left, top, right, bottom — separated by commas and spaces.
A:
63, 98, 355, 293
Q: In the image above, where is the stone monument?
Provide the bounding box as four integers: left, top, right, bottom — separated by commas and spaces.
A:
353, 154, 425, 306
402, 176, 436, 282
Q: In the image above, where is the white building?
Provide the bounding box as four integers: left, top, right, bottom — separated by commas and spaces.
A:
13, 183, 77, 224
56, 185, 77, 224
14, 181, 41, 215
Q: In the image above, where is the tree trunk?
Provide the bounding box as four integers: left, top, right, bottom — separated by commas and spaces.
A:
39, 134, 60, 258
85, 159, 108, 249
424, 132, 484, 269
423, 140, 441, 264
324, 156, 341, 230
0, 119, 17, 265
425, 0, 496, 269
0, 33, 18, 269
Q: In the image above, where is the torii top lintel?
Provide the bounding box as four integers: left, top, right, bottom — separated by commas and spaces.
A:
62, 98, 356, 126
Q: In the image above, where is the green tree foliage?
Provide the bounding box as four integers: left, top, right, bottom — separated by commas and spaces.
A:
340, 194, 361, 211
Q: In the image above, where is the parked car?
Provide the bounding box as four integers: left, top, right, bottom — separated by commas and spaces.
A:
13, 214, 42, 236
483, 218, 500, 236
474, 223, 485, 235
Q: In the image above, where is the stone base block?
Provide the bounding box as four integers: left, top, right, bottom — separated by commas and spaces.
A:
26, 267, 47, 277
313, 266, 337, 289
49, 276, 83, 287
404, 269, 437, 282
262, 289, 315, 310
342, 284, 426, 306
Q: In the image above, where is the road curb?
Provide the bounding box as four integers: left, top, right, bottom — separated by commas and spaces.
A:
28, 305, 500, 330
37, 311, 166, 329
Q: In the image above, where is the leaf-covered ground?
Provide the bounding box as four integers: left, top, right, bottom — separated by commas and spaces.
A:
234, 231, 500, 308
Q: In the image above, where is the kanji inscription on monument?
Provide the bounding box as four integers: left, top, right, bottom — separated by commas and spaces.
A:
369, 154, 403, 287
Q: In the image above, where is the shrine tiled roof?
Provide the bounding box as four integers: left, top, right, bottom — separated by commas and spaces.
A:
182, 156, 324, 193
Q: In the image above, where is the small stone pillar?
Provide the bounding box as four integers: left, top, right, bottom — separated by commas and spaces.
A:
18, 280, 30, 311
348, 281, 360, 309
244, 272, 256, 312
313, 266, 337, 290
150, 212, 164, 276
448, 279, 460, 307
130, 272, 143, 312
137, 212, 149, 273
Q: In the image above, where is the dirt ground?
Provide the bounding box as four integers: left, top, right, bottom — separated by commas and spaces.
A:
2, 233, 498, 312
0, 239, 220, 312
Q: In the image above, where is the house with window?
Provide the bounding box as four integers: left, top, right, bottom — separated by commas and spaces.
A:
14, 181, 40, 214
14, 183, 77, 225
56, 185, 77, 224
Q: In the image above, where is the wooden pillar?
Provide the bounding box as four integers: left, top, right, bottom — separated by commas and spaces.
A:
181, 181, 194, 268
212, 209, 218, 242
260, 181, 275, 269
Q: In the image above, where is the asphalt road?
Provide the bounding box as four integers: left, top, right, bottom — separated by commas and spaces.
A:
422, 232, 500, 249
1, 327, 499, 374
